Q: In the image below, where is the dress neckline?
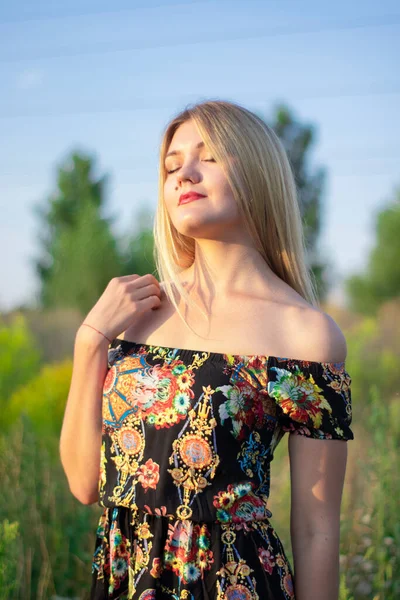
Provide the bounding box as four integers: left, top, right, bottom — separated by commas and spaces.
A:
111, 337, 346, 370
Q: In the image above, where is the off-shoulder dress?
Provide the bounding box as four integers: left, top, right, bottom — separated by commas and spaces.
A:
90, 338, 354, 600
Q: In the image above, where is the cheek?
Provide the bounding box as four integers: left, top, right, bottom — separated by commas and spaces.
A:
164, 177, 175, 197
214, 174, 234, 200
208, 165, 232, 193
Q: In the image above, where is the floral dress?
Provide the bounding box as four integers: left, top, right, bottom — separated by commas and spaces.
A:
90, 338, 354, 600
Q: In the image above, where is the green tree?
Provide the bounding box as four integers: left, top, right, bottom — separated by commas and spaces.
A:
344, 189, 400, 315
32, 152, 122, 315
118, 204, 158, 278
40, 199, 121, 314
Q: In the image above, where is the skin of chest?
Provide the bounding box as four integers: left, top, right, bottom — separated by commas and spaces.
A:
123, 284, 317, 358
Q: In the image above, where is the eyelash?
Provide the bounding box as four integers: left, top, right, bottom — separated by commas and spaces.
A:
166, 158, 216, 174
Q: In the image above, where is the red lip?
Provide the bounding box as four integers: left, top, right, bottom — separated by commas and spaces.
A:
178, 192, 207, 205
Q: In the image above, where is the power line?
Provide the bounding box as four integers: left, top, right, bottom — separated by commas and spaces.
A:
2, 14, 400, 64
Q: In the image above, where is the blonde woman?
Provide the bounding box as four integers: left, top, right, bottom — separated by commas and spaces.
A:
60, 99, 354, 600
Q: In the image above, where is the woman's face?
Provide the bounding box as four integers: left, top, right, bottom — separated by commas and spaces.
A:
163, 119, 243, 240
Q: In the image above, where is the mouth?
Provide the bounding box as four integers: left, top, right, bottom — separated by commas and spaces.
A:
178, 192, 207, 205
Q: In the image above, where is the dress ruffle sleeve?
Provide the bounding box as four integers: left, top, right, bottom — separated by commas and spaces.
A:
266, 357, 354, 441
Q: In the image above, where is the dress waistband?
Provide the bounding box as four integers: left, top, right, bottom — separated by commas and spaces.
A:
99, 497, 273, 527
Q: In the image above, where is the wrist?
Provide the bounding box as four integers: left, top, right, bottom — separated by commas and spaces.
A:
80, 322, 112, 342
76, 325, 111, 349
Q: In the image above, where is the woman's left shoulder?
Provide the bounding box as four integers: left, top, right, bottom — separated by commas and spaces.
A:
292, 306, 348, 364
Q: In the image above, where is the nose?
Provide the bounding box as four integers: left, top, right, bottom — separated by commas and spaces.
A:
176, 161, 201, 186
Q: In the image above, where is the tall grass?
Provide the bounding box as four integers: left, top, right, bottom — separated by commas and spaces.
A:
0, 416, 101, 599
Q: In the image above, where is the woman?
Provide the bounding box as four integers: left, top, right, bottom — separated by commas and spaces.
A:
60, 99, 354, 600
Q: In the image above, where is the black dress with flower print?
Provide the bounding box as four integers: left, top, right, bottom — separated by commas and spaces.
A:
90, 339, 354, 600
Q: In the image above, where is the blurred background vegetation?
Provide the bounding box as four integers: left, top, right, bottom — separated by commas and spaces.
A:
1, 105, 399, 599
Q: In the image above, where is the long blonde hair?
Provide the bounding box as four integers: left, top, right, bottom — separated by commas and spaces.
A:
153, 99, 319, 337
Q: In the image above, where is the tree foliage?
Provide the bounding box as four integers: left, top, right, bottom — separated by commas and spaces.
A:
117, 204, 158, 278
32, 152, 122, 315
345, 189, 400, 315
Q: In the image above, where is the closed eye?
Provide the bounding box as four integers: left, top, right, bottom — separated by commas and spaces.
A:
166, 158, 216, 175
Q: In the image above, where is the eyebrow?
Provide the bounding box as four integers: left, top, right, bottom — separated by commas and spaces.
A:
165, 141, 205, 159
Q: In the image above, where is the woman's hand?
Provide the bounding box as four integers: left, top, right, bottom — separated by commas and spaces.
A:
78, 273, 161, 343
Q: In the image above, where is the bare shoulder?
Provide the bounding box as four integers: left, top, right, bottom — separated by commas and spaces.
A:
274, 275, 348, 363
291, 305, 348, 363
297, 308, 347, 362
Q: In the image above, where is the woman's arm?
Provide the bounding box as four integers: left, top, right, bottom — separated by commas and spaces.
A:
288, 435, 348, 600
59, 327, 109, 504
59, 273, 162, 504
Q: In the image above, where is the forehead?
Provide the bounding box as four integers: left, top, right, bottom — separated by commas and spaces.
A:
167, 120, 204, 151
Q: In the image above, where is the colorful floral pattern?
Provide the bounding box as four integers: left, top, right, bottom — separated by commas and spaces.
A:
267, 362, 353, 439
137, 459, 160, 493
237, 431, 271, 496
213, 481, 272, 525
91, 340, 354, 599
163, 520, 214, 583
216, 381, 267, 440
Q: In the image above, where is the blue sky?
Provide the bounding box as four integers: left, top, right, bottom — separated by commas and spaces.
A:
1, 0, 399, 311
